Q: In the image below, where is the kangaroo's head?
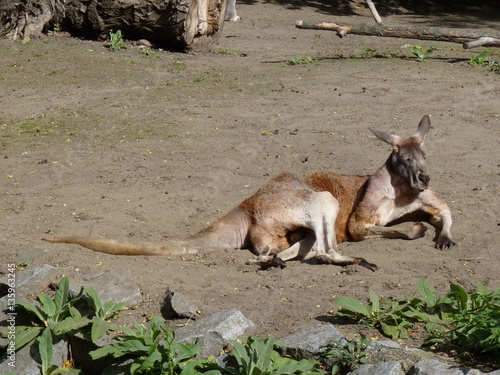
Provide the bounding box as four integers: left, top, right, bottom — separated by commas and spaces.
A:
370, 115, 431, 192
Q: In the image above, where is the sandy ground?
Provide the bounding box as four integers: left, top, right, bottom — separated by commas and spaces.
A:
1, 0, 499, 349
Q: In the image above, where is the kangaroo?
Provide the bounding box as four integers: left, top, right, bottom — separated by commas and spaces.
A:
43, 115, 455, 271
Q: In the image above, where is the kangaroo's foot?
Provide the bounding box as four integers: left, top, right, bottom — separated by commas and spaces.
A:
314, 254, 378, 272
246, 255, 287, 270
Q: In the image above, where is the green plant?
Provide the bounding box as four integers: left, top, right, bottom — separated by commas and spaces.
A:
322, 335, 368, 375
332, 278, 454, 339
84, 286, 127, 341
286, 56, 317, 65
469, 49, 493, 66
360, 48, 379, 58
18, 259, 32, 268
8, 276, 125, 374
109, 30, 130, 52
469, 49, 499, 71
90, 316, 212, 374
142, 48, 159, 57
332, 279, 500, 360
216, 48, 240, 55
428, 283, 500, 357
221, 335, 326, 375
403, 44, 437, 62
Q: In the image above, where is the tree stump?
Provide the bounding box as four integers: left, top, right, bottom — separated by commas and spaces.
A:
0, 0, 228, 51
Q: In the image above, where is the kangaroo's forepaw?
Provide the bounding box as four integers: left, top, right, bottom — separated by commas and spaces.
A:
436, 236, 456, 250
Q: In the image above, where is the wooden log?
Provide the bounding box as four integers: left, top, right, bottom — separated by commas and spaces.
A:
296, 20, 500, 46
0, 0, 228, 52
365, 0, 382, 24
295, 21, 353, 38
463, 37, 500, 49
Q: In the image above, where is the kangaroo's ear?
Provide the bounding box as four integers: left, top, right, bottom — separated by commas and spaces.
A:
369, 128, 402, 147
413, 115, 431, 145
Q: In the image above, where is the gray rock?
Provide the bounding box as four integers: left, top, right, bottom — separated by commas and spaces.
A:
347, 361, 404, 375
279, 324, 346, 360
409, 359, 495, 375
365, 340, 441, 372
9, 247, 48, 266
366, 339, 402, 351
175, 309, 255, 357
69, 269, 142, 307
0, 337, 69, 375
212, 352, 237, 369
5, 264, 75, 295
162, 290, 199, 319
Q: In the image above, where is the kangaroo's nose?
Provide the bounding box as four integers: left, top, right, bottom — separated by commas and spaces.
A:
418, 174, 430, 184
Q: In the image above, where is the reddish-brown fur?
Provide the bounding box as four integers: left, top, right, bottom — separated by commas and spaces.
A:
304, 173, 369, 243
44, 116, 455, 271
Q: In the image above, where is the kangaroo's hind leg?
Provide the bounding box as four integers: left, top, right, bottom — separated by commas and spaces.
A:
306, 191, 378, 271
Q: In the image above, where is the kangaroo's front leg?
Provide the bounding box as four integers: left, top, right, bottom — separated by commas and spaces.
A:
422, 191, 455, 249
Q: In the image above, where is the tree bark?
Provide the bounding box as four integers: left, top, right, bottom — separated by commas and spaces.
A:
296, 20, 500, 47
0, 0, 228, 51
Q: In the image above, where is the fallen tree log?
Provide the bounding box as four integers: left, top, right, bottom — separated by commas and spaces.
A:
0, 0, 228, 51
295, 20, 500, 48
463, 37, 500, 49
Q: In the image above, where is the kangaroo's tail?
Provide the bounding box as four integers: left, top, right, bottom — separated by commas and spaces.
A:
42, 207, 251, 256
42, 237, 198, 255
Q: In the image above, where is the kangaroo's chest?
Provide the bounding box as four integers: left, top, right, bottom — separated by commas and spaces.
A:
369, 182, 422, 226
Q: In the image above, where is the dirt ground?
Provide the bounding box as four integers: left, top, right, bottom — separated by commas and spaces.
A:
1, 0, 499, 348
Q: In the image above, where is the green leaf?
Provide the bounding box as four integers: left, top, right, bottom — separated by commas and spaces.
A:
270, 357, 324, 373
89, 345, 124, 360
333, 297, 370, 318
114, 339, 150, 354
50, 368, 83, 375
69, 306, 82, 318
120, 326, 137, 337
229, 340, 251, 369
253, 336, 274, 371
450, 284, 469, 311
369, 290, 380, 314
102, 301, 127, 319
380, 322, 400, 339
39, 293, 57, 317
16, 300, 47, 323
84, 287, 102, 312
15, 326, 44, 350
181, 361, 219, 375
53, 276, 70, 314
91, 316, 117, 342
417, 278, 435, 301
173, 341, 200, 363
52, 316, 91, 336
37, 328, 53, 375
475, 283, 491, 295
